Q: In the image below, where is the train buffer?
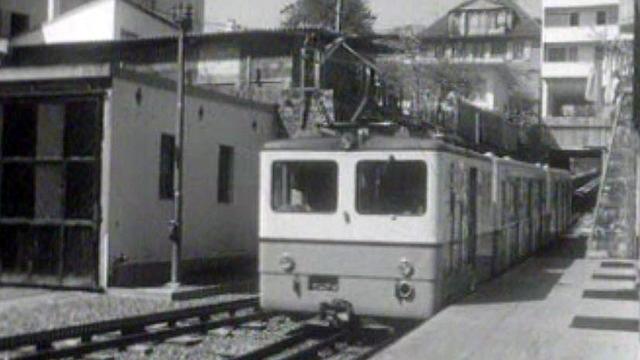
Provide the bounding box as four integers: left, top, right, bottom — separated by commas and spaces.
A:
373, 221, 638, 360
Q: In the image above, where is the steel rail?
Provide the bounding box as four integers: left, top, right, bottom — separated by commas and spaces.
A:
0, 296, 259, 357
232, 328, 315, 360
279, 329, 350, 360
14, 312, 264, 360
233, 327, 353, 360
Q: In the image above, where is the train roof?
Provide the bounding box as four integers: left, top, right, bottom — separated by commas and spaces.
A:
263, 135, 572, 177
264, 135, 479, 155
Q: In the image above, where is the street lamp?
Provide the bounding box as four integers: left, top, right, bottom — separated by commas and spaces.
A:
167, 3, 193, 288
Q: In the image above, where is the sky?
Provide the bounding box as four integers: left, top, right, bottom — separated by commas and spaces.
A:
203, 0, 542, 33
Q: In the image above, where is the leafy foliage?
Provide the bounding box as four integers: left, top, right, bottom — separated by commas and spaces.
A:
281, 0, 376, 35
378, 32, 484, 119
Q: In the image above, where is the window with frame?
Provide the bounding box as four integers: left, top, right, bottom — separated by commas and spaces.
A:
468, 11, 482, 35
453, 42, 467, 58
596, 10, 607, 25
159, 134, 175, 200
546, 47, 566, 62
10, 12, 29, 37
356, 160, 427, 215
569, 12, 579, 26
513, 41, 525, 59
272, 161, 337, 213
472, 42, 485, 58
217, 145, 234, 204
607, 8, 618, 24
568, 46, 578, 61
490, 41, 506, 57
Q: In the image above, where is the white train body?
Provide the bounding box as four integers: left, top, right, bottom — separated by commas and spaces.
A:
259, 136, 572, 319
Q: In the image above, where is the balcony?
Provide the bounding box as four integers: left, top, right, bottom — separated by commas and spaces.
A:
542, 116, 612, 150
542, 62, 591, 78
543, 25, 620, 43
544, 0, 619, 8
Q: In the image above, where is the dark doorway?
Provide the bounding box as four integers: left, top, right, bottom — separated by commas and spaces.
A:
0, 98, 102, 288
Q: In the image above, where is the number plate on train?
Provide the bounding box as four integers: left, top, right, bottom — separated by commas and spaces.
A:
308, 275, 339, 292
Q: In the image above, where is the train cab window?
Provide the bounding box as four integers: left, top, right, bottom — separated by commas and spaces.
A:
356, 160, 426, 215
272, 161, 337, 213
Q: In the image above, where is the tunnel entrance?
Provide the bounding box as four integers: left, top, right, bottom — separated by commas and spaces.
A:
0, 97, 102, 288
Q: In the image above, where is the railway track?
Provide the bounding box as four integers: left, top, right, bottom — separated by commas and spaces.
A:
0, 295, 408, 360
0, 296, 261, 360
232, 321, 398, 360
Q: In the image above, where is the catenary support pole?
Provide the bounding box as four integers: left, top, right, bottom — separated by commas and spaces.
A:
168, 3, 193, 288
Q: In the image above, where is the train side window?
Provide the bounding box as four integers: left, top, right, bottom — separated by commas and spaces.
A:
539, 180, 545, 211
356, 160, 426, 215
272, 161, 338, 213
447, 163, 456, 273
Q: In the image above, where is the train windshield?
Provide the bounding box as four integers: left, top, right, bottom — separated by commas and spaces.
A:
272, 161, 338, 213
356, 160, 426, 215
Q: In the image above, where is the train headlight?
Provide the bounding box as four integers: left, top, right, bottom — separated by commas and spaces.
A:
398, 258, 415, 278
395, 280, 415, 301
279, 253, 296, 273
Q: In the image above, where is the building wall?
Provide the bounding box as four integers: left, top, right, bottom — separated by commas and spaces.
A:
12, 0, 175, 45
114, 0, 175, 39
194, 42, 294, 104
11, 0, 115, 44
105, 72, 277, 284
0, 0, 106, 37
0, 0, 204, 35
0, 0, 47, 35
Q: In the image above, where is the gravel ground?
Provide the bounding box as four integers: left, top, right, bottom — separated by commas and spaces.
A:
112, 315, 304, 360
0, 288, 409, 359
0, 289, 255, 337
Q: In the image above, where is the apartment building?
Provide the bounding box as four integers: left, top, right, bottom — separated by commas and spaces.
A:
0, 0, 204, 47
539, 0, 629, 157
541, 0, 620, 118
408, 0, 541, 113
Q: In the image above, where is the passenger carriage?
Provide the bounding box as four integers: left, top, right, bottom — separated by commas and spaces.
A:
259, 134, 572, 320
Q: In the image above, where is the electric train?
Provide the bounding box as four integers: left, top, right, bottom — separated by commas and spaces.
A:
258, 132, 572, 320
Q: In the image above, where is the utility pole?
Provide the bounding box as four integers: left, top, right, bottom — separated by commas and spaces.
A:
168, 3, 193, 288
335, 0, 342, 32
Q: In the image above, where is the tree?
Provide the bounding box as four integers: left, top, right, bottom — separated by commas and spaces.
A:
377, 30, 483, 122
281, 0, 376, 35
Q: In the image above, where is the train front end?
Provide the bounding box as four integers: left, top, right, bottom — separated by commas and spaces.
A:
259, 137, 440, 320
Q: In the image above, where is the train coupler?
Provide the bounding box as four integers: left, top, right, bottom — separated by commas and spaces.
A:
319, 299, 359, 330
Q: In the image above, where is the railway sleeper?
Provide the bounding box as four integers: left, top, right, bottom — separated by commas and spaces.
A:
10, 312, 264, 359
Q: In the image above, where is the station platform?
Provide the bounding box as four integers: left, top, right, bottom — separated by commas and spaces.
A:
374, 231, 639, 359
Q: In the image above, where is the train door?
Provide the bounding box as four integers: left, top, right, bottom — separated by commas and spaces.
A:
512, 178, 520, 261
527, 180, 534, 254
466, 168, 478, 266
538, 179, 545, 249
